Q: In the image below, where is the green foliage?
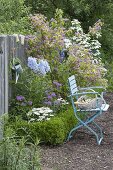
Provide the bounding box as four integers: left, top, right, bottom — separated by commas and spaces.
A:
10, 106, 78, 145
0, 0, 28, 21
9, 96, 33, 121
9, 67, 54, 121
0, 115, 41, 170
10, 67, 52, 108
24, 0, 91, 20
0, 0, 33, 34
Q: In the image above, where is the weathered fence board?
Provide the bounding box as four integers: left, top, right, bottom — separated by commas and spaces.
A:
0, 35, 26, 114
0, 35, 8, 116
0, 35, 26, 139
0, 35, 8, 139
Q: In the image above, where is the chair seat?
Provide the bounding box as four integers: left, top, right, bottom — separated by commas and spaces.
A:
77, 104, 109, 112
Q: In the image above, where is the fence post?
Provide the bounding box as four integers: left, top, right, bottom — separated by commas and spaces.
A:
0, 35, 8, 139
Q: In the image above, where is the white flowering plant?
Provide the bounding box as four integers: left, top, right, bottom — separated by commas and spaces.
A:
27, 107, 54, 122
66, 19, 103, 57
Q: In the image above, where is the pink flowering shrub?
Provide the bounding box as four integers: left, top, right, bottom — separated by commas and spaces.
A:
26, 9, 107, 99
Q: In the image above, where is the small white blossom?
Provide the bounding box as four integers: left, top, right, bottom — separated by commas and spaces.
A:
64, 38, 72, 48
49, 114, 54, 117
27, 107, 54, 122
46, 118, 50, 121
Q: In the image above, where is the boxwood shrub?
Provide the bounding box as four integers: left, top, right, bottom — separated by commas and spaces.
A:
10, 106, 78, 145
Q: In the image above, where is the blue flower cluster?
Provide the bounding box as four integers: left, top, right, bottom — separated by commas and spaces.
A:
28, 57, 51, 75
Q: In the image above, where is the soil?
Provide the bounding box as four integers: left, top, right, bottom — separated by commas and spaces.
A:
40, 92, 113, 170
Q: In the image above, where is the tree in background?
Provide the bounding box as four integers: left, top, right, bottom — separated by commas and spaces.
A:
0, 0, 33, 34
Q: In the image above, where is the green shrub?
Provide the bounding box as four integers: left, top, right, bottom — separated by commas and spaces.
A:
10, 106, 77, 145
33, 118, 66, 145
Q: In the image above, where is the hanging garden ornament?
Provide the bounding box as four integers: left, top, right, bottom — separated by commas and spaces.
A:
59, 48, 68, 62
11, 58, 23, 84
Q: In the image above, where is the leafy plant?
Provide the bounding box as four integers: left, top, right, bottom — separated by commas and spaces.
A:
9, 67, 52, 108
9, 95, 33, 121
0, 115, 41, 170
0, 0, 33, 34
11, 106, 78, 145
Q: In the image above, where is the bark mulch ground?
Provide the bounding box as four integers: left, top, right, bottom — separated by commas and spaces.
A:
40, 92, 113, 170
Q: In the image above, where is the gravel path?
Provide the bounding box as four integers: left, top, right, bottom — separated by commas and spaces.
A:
40, 93, 113, 170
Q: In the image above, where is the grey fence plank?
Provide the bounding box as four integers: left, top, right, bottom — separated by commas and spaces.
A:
0, 35, 27, 139
4, 36, 8, 114
0, 35, 28, 116
0, 35, 8, 140
0, 35, 7, 116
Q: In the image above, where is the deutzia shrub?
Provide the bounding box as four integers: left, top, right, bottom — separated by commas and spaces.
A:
27, 107, 54, 122
68, 19, 103, 57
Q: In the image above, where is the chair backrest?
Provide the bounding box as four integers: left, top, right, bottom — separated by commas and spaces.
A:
68, 75, 78, 95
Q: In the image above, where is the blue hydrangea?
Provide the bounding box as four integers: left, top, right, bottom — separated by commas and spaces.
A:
28, 57, 51, 75
38, 60, 51, 75
28, 57, 39, 73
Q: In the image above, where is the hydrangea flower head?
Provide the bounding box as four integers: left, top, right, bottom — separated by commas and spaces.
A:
28, 57, 51, 75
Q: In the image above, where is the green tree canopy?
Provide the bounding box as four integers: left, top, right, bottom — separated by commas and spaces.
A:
0, 0, 32, 34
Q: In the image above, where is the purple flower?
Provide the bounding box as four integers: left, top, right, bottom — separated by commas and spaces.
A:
51, 92, 56, 97
44, 101, 52, 106
47, 95, 52, 100
16, 95, 25, 101
53, 81, 62, 88
28, 101, 33, 106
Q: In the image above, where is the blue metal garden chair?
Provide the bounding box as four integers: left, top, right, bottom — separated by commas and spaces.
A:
67, 75, 109, 145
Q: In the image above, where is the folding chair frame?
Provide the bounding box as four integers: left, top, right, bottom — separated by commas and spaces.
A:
67, 75, 109, 145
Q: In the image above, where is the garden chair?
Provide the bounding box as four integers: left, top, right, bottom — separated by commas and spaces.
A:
67, 75, 109, 145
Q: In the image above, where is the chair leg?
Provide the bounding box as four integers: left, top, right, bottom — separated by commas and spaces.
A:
66, 122, 83, 142
83, 121, 103, 145
66, 119, 103, 145
91, 121, 103, 145
81, 112, 103, 145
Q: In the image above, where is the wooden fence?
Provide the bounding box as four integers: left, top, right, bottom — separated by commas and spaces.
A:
0, 35, 26, 138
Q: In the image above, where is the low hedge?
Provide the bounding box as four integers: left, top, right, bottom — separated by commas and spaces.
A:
10, 106, 78, 145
